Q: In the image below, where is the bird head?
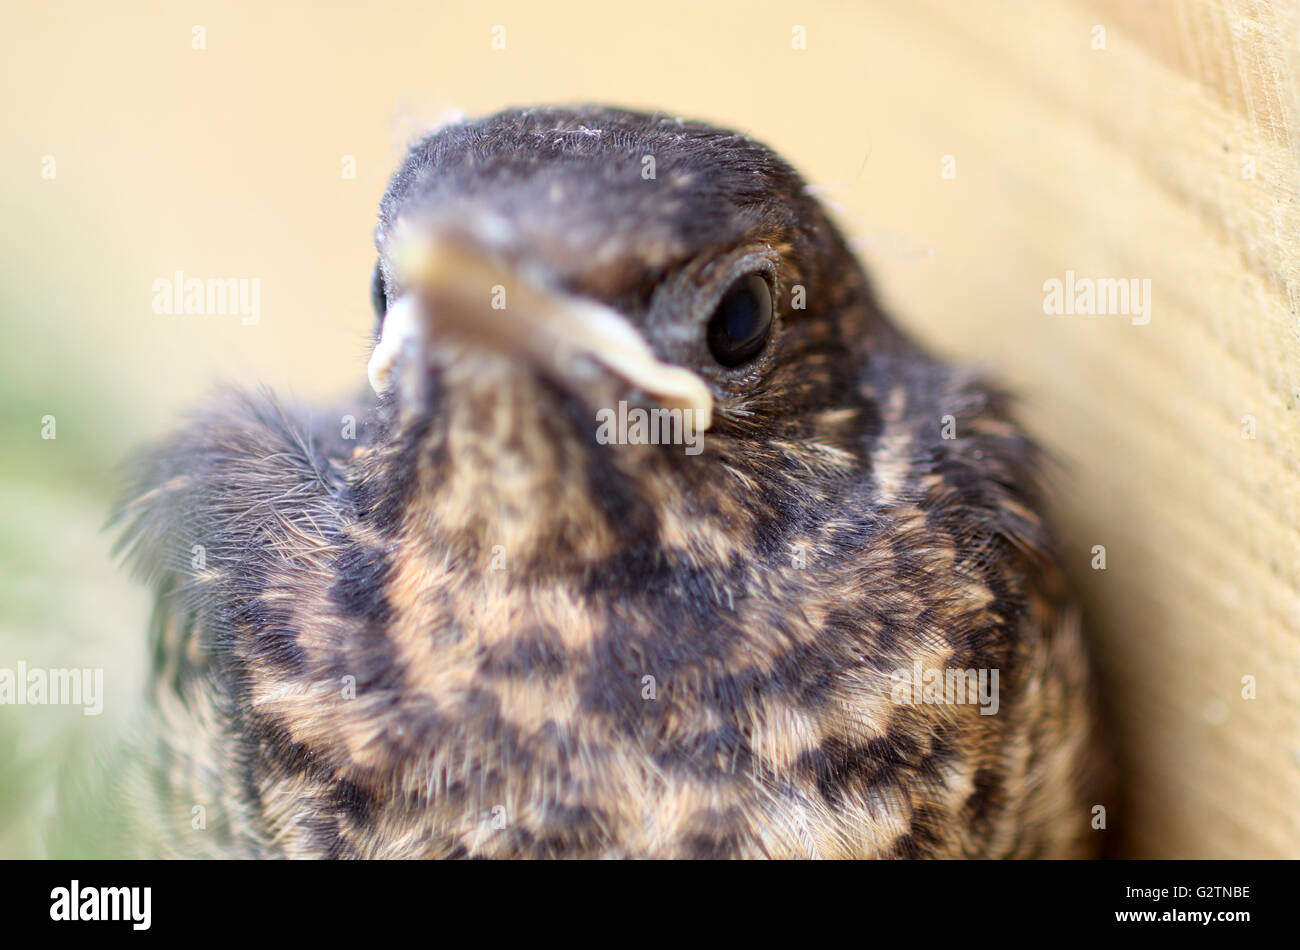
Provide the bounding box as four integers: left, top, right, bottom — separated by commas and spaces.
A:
357, 106, 890, 579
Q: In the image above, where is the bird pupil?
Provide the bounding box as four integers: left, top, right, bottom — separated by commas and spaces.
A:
707, 273, 772, 367
723, 288, 759, 342
370, 262, 387, 318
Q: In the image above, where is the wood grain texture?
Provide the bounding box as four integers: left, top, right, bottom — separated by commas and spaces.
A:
862, 0, 1300, 858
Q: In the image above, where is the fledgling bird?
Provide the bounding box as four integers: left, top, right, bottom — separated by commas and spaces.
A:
113, 105, 1106, 858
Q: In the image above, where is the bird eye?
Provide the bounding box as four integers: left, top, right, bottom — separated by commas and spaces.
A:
706, 273, 773, 367
370, 261, 387, 319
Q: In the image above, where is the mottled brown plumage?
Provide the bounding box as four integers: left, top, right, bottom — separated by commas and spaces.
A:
113, 106, 1106, 858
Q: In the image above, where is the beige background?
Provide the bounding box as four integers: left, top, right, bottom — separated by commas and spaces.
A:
1, 0, 1297, 857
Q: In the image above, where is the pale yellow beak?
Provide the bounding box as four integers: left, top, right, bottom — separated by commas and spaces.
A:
368, 227, 714, 430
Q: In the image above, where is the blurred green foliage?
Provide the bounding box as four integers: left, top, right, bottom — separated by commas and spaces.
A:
0, 283, 151, 857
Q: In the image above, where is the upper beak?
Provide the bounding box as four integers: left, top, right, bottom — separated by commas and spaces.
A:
367, 227, 714, 430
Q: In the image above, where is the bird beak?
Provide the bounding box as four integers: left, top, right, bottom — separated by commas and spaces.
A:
367, 227, 714, 430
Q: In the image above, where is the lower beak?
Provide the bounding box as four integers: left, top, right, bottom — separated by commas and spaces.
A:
367, 228, 713, 430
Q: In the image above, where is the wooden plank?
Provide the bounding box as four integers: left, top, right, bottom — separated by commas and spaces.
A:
858, 0, 1300, 857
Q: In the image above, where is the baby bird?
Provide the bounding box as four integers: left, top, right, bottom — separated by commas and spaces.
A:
114, 106, 1105, 858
